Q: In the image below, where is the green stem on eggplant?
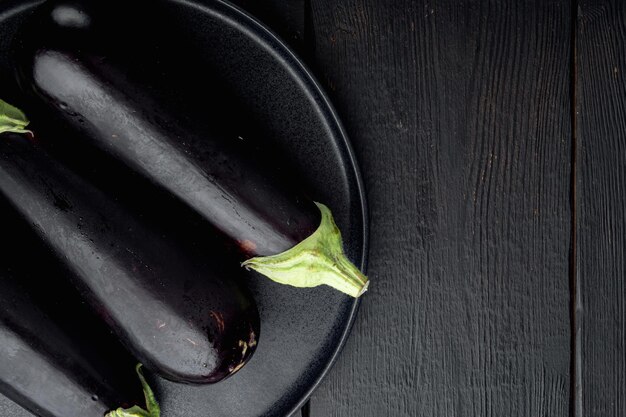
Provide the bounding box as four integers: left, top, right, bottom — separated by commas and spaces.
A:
1, 100, 368, 298
0, 98, 32, 135
242, 202, 369, 298
106, 364, 160, 417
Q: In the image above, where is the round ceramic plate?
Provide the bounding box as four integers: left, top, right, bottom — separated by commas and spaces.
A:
0, 0, 367, 416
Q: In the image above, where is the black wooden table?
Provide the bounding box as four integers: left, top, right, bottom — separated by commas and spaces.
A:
229, 0, 626, 416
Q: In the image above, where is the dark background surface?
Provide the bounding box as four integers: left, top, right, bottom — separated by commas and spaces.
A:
230, 0, 625, 416
1, 0, 625, 416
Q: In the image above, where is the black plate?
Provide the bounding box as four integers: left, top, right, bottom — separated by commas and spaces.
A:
0, 0, 368, 416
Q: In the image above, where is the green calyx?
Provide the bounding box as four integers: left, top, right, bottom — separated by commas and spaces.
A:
106, 364, 160, 417
0, 98, 32, 136
242, 202, 369, 298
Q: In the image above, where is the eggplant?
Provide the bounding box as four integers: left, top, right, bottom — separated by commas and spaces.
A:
14, 0, 369, 297
0, 129, 259, 384
0, 280, 154, 417
0, 201, 154, 417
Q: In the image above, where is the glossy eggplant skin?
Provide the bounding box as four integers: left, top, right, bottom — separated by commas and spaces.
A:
0, 209, 143, 417
0, 133, 259, 384
0, 278, 141, 417
15, 0, 321, 258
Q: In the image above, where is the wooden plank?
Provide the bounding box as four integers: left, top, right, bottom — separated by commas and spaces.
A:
577, 1, 626, 416
307, 1, 573, 416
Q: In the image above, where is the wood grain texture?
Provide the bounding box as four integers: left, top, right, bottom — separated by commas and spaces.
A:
307, 1, 573, 416
577, 1, 626, 416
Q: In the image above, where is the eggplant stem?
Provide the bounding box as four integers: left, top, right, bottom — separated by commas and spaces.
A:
0, 98, 32, 136
242, 202, 369, 298
105, 364, 160, 417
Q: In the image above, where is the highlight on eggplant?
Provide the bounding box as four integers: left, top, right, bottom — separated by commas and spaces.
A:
0, 103, 260, 384
13, 0, 369, 298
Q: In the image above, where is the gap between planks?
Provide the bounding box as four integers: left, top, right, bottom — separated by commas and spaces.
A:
569, 1, 582, 417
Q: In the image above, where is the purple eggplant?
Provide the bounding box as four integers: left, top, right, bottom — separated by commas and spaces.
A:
0, 127, 259, 385
0, 281, 155, 417
14, 0, 369, 297
0, 199, 156, 417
